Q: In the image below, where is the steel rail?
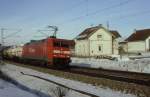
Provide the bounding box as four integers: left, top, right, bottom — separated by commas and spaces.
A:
21, 72, 99, 97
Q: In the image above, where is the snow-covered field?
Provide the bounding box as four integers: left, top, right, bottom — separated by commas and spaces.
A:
0, 63, 136, 97
0, 78, 42, 97
70, 57, 150, 74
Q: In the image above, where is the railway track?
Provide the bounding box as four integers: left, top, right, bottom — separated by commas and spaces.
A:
3, 60, 150, 97
4, 60, 150, 86
64, 66, 150, 86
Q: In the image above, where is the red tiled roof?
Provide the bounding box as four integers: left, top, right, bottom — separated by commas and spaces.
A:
76, 26, 100, 40
125, 29, 150, 42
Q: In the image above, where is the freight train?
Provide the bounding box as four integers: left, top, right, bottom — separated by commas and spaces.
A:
3, 37, 72, 68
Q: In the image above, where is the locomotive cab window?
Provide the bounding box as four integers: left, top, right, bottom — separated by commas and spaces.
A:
53, 42, 60, 47
53, 41, 69, 48
61, 43, 69, 48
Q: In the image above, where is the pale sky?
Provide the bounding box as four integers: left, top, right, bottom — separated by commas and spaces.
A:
0, 0, 150, 45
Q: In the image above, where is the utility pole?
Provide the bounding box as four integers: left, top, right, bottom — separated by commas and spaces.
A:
86, 0, 89, 16
0, 28, 21, 46
1, 28, 5, 46
107, 21, 110, 30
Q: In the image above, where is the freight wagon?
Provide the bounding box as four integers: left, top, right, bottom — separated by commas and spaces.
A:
3, 45, 23, 61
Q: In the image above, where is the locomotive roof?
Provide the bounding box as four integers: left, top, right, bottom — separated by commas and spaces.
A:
25, 39, 46, 45
25, 38, 72, 45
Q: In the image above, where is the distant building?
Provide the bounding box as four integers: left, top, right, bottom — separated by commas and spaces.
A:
125, 29, 150, 53
74, 25, 121, 57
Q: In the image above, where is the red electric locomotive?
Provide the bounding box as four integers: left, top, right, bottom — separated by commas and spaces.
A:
22, 37, 71, 68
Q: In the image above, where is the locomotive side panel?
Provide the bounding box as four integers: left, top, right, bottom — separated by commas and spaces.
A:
46, 39, 54, 66
22, 40, 49, 63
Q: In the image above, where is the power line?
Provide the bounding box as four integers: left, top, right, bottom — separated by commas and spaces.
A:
57, 0, 135, 26
51, 0, 87, 18
4, 29, 22, 39
86, 0, 89, 16
1, 28, 4, 46
113, 10, 150, 20
88, 0, 132, 16
37, 29, 51, 37
64, 0, 86, 11
65, 9, 150, 37
0, 28, 21, 46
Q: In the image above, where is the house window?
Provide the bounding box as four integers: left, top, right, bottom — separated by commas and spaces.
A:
98, 45, 102, 51
97, 35, 102, 39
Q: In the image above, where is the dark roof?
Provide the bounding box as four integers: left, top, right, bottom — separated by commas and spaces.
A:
76, 26, 100, 40
76, 26, 121, 40
125, 29, 150, 42
110, 30, 121, 38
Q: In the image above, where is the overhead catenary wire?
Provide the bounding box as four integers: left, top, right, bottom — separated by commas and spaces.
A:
0, 28, 22, 46
86, 0, 89, 16
112, 10, 150, 20
3, 29, 22, 39
66, 9, 150, 37
62, 0, 86, 12
57, 0, 135, 26
51, 0, 87, 19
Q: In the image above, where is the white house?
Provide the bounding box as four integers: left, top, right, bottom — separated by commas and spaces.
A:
74, 25, 121, 57
124, 29, 150, 53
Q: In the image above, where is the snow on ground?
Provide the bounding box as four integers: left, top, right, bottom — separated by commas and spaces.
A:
70, 57, 150, 74
0, 63, 136, 97
0, 78, 41, 97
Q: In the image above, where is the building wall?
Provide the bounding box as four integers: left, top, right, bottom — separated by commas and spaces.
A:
75, 39, 89, 57
113, 39, 119, 55
89, 29, 113, 56
127, 41, 146, 53
75, 28, 120, 57
145, 36, 150, 51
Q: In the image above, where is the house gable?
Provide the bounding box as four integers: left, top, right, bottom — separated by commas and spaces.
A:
89, 28, 112, 41
75, 26, 100, 40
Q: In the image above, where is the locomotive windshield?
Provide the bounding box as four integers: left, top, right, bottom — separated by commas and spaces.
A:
53, 41, 69, 48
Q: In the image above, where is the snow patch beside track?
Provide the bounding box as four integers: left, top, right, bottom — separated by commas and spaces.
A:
0, 63, 136, 97
70, 57, 150, 73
